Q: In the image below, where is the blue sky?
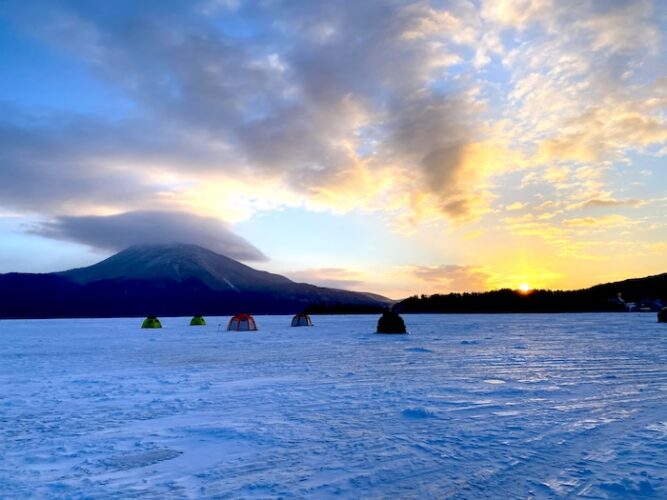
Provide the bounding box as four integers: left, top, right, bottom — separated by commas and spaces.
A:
0, 0, 665, 297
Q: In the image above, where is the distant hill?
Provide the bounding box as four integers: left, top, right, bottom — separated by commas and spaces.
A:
0, 244, 390, 319
396, 273, 667, 314
586, 274, 667, 302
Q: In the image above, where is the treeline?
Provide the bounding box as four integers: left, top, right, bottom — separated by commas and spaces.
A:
304, 273, 667, 315
395, 289, 626, 313
395, 273, 667, 314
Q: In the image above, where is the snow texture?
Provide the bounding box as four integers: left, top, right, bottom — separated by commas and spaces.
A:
1, 313, 666, 498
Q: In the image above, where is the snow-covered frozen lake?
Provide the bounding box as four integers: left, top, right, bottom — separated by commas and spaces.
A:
1, 314, 666, 498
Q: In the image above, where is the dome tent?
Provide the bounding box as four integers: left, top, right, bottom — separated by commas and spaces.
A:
228, 313, 258, 331
141, 316, 162, 329
376, 310, 407, 334
291, 313, 313, 327
190, 315, 206, 326
659, 307, 667, 323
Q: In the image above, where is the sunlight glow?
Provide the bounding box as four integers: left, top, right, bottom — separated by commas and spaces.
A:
518, 283, 531, 293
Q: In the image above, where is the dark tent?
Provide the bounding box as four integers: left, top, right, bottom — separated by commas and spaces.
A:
291, 313, 313, 327
376, 311, 407, 334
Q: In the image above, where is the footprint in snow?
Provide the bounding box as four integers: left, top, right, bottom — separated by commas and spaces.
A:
402, 407, 437, 419
405, 347, 433, 353
100, 448, 182, 471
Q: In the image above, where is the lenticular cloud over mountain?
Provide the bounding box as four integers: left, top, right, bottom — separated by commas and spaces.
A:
31, 210, 267, 262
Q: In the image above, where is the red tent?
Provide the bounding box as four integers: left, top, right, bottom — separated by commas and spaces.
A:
227, 313, 258, 331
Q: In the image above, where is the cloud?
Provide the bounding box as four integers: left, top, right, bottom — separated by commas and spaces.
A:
0, 0, 664, 231
506, 202, 525, 211
481, 0, 553, 30
562, 214, 630, 228
0, 114, 136, 212
0, 0, 495, 223
493, 0, 666, 172
0, 105, 242, 214
578, 0, 659, 53
30, 210, 267, 261
577, 198, 645, 209
412, 264, 490, 292
286, 267, 365, 290
536, 101, 667, 164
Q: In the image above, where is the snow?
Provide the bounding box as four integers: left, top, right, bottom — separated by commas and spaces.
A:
222, 278, 239, 292
1, 313, 666, 498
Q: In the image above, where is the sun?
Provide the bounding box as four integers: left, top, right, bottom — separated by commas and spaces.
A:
518, 283, 531, 293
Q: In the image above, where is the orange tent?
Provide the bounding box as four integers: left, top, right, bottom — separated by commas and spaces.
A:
227, 313, 258, 331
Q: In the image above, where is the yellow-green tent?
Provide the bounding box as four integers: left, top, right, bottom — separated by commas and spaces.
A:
141, 316, 162, 328
190, 315, 206, 326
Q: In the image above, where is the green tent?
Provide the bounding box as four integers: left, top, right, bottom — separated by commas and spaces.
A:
190, 315, 206, 326
141, 316, 162, 329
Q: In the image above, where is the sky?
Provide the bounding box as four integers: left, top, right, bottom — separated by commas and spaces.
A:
0, 0, 665, 299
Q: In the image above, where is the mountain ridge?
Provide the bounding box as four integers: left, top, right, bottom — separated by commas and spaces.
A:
0, 243, 390, 318
58, 243, 294, 292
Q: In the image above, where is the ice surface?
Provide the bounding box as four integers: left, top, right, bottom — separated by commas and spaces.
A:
1, 313, 666, 498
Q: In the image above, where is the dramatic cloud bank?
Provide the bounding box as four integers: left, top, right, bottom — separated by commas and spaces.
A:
0, 0, 665, 292
1, 1, 661, 221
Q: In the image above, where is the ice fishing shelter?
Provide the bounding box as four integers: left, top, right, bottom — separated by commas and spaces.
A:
291, 313, 313, 327
190, 315, 206, 326
227, 313, 258, 331
141, 316, 162, 329
376, 311, 407, 334
659, 307, 667, 323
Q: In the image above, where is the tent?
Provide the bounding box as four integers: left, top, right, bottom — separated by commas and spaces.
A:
141, 316, 162, 329
291, 313, 313, 327
376, 311, 407, 334
227, 313, 258, 331
659, 307, 667, 323
190, 315, 206, 326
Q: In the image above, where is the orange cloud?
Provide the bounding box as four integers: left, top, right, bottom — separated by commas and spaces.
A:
562, 215, 631, 228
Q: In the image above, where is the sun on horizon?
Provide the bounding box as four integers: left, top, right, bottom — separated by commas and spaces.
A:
518, 283, 531, 294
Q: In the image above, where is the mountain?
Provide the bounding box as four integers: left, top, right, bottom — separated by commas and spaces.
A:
59, 244, 293, 291
0, 244, 390, 319
396, 273, 667, 314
